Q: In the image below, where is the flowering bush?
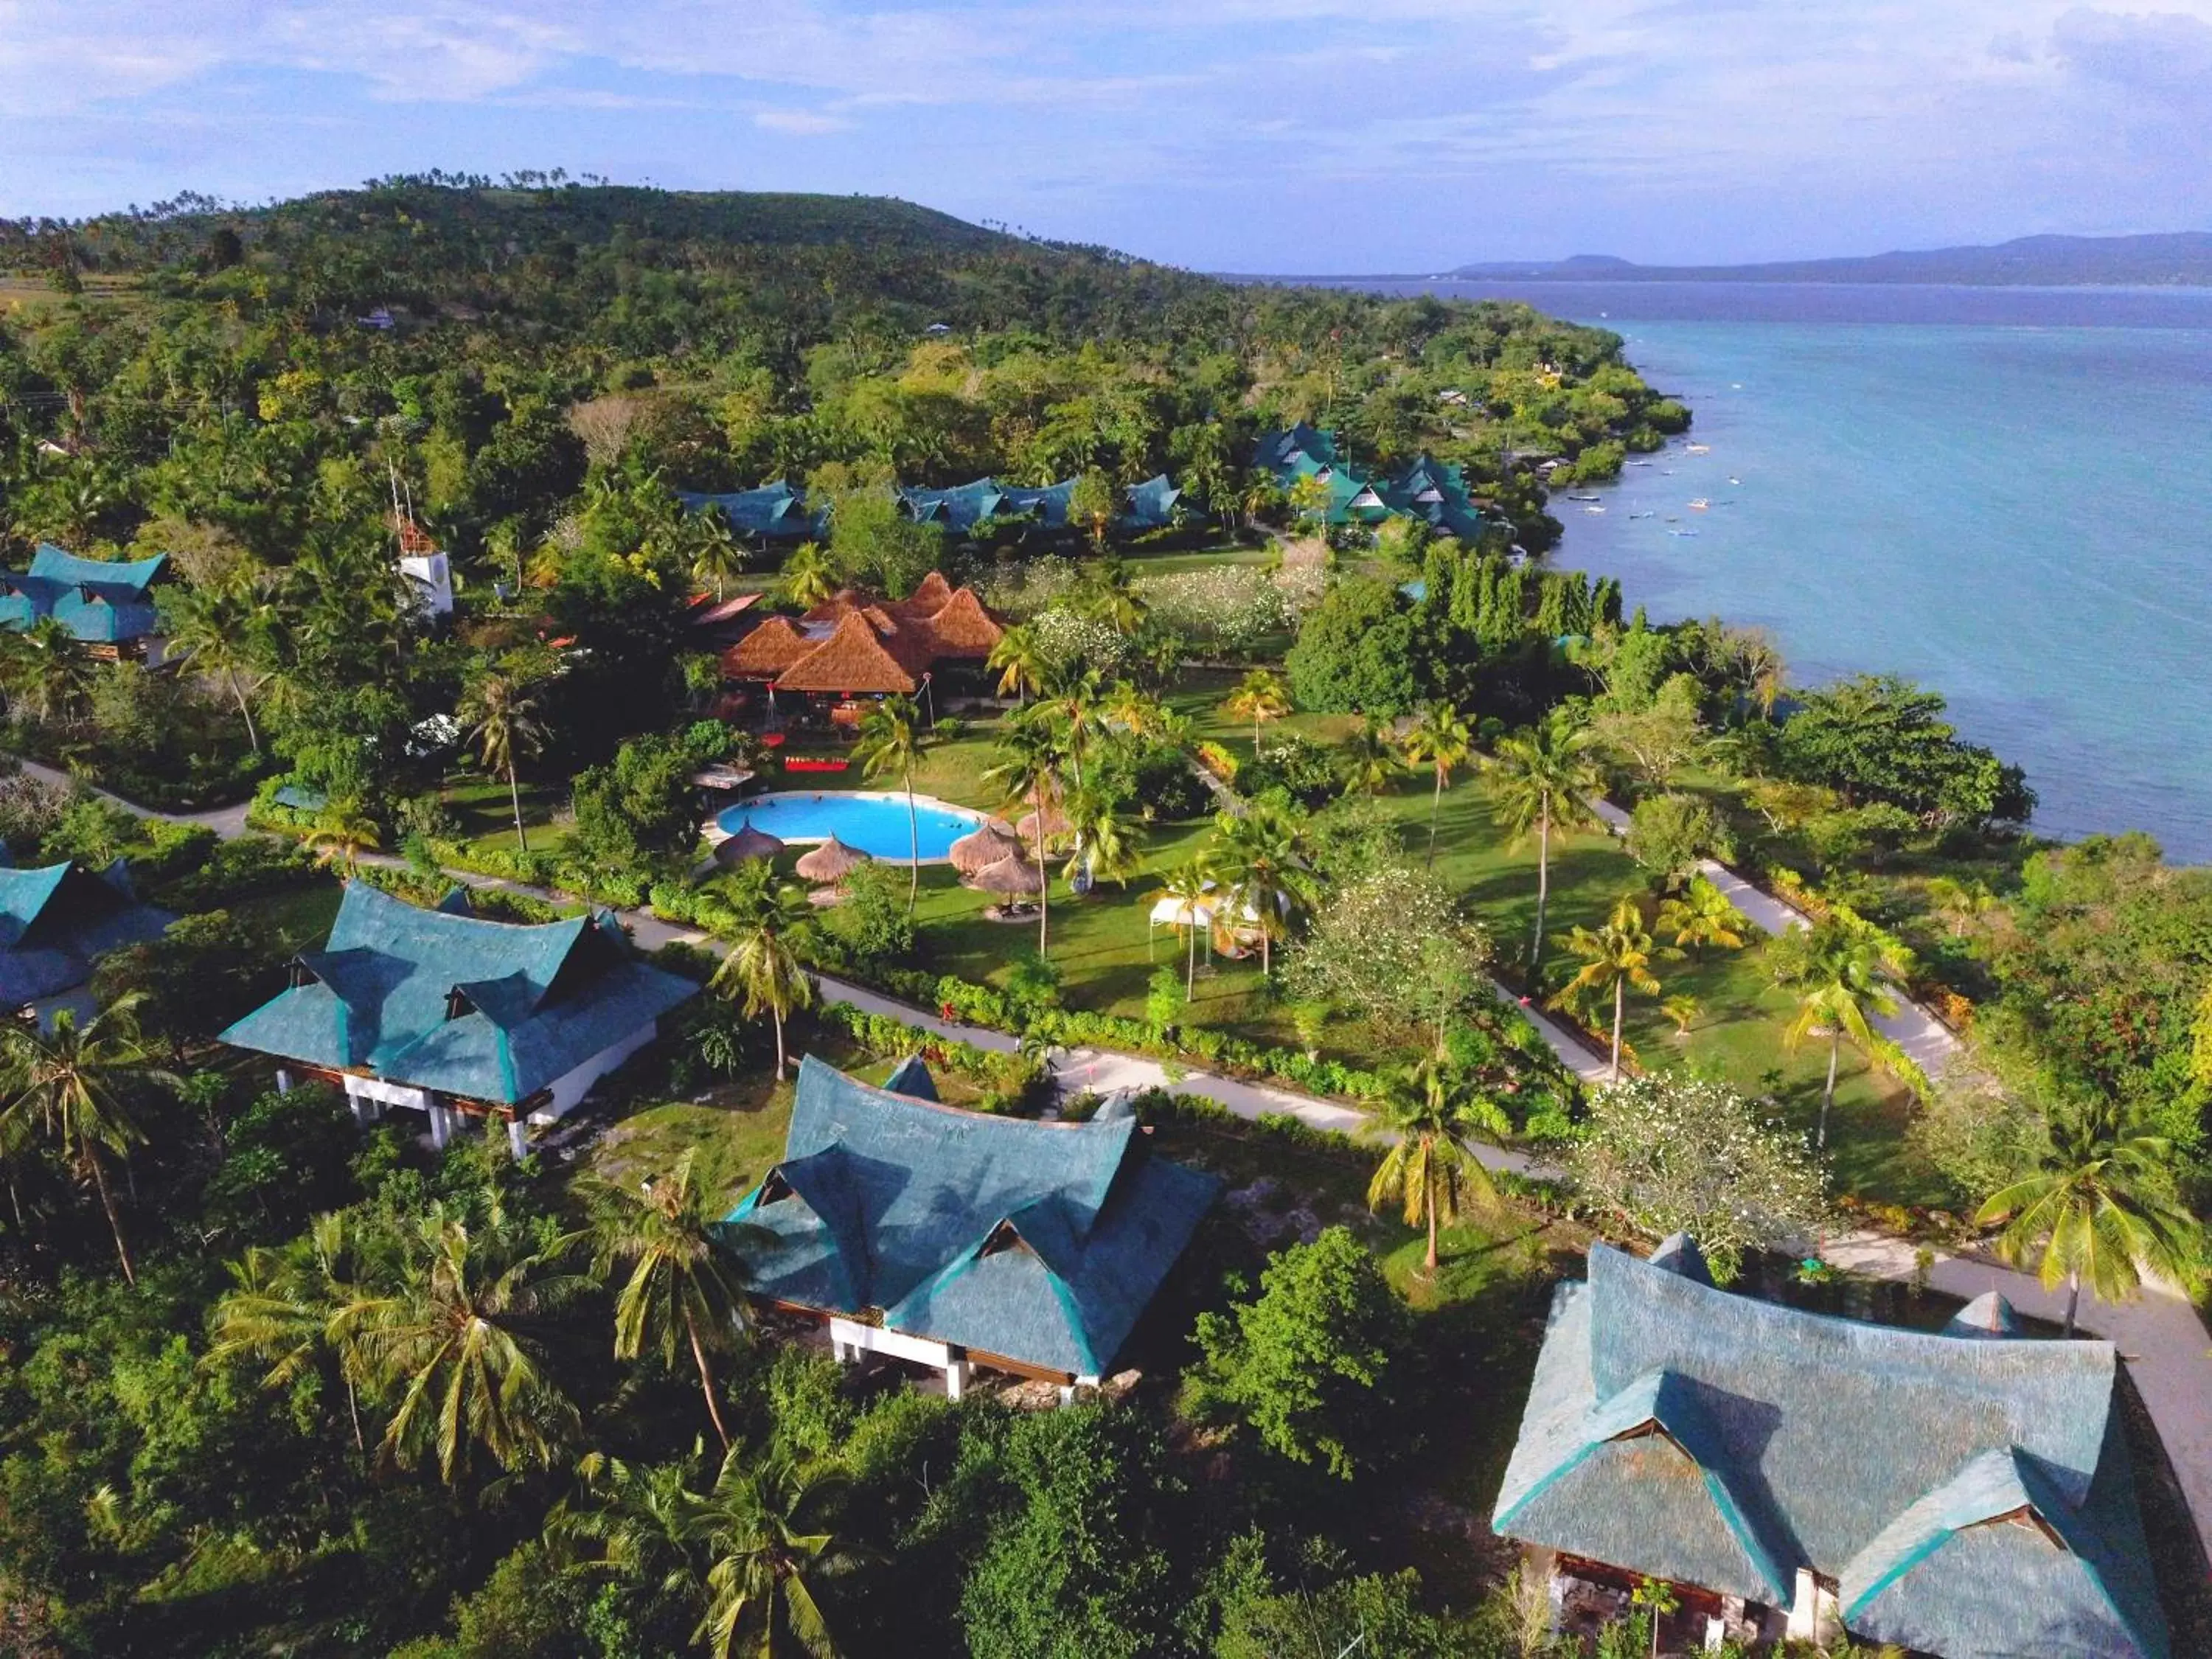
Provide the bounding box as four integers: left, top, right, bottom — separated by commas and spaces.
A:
1135, 566, 1290, 653
977, 554, 1082, 619
1568, 1073, 1830, 1283
1029, 605, 1130, 676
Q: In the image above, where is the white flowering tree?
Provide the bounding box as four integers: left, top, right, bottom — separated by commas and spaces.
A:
1029, 605, 1130, 679
1285, 863, 1492, 1053
1133, 566, 1291, 655
1568, 1073, 1830, 1284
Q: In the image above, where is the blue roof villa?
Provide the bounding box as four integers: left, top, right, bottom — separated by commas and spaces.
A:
723, 1056, 1219, 1398
1255, 426, 1489, 542
0, 860, 171, 1027
221, 883, 698, 1158
0, 546, 171, 661
1493, 1237, 2170, 1658
677, 481, 821, 543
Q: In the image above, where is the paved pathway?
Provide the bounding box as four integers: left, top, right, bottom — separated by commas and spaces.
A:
23, 757, 2212, 1559
1587, 796, 1961, 1078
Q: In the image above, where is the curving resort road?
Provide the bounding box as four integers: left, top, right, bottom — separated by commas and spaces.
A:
20, 758, 2212, 1568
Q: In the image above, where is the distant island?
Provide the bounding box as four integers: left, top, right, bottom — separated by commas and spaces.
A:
1447, 232, 2212, 288
1247, 230, 2212, 288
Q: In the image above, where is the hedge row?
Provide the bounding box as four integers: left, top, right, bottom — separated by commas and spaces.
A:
817, 1002, 1045, 1113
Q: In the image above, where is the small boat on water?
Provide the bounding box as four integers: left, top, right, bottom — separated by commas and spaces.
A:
1629, 511, 1655, 519
1668, 528, 1700, 538
1565, 493, 1601, 501
1629, 459, 1653, 467
1688, 498, 1710, 510
1686, 443, 1711, 454
1727, 476, 1741, 484
1582, 504, 1606, 514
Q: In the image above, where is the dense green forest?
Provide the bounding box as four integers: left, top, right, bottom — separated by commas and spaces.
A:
0, 180, 2205, 1659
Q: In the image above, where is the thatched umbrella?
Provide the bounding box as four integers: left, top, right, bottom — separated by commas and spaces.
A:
971, 854, 1044, 896
796, 834, 871, 886
1017, 800, 1071, 845
950, 820, 1026, 877
713, 824, 785, 866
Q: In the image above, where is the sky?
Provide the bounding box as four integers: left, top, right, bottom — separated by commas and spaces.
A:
3, 1, 2212, 273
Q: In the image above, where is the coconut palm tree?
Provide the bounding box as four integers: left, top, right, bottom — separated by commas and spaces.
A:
206, 1211, 378, 1454
1655, 874, 1749, 959
1100, 678, 1164, 740
1551, 897, 1668, 1081
1154, 858, 1217, 1000
1222, 667, 1292, 749
985, 625, 1046, 706
1773, 918, 1910, 1150
164, 570, 274, 751
0, 992, 178, 1283
1077, 556, 1147, 636
0, 616, 93, 727
1924, 876, 1998, 939
849, 695, 925, 915
982, 714, 1062, 959
687, 512, 746, 601
1340, 715, 1398, 797
1038, 663, 1105, 793
1399, 701, 1473, 866
776, 540, 837, 611
1975, 1099, 2202, 1337
681, 1446, 856, 1659
705, 870, 816, 1081
307, 798, 381, 876
358, 1212, 585, 1484
1211, 804, 1316, 979
583, 1150, 762, 1449
1060, 786, 1140, 892
458, 668, 548, 854
1486, 713, 1604, 973
1660, 995, 1702, 1037
1365, 1057, 1509, 1275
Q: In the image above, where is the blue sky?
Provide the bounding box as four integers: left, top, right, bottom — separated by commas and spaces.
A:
4, 1, 2211, 271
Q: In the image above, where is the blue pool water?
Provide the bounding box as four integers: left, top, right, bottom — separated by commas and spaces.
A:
1342, 279, 2212, 860
716, 790, 988, 863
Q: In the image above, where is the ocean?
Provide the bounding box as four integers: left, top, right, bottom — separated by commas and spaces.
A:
1351, 280, 2212, 860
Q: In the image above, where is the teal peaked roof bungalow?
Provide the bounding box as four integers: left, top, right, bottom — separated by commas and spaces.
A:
1255, 427, 1490, 540
723, 1056, 1218, 1392
0, 860, 170, 1019
678, 481, 821, 543
1494, 1239, 2169, 1658
222, 883, 697, 1156
898, 473, 1183, 537
0, 546, 170, 655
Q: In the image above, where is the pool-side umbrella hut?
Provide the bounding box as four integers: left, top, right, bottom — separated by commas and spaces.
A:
1017, 799, 1072, 846
796, 835, 871, 886
714, 824, 785, 866
949, 821, 1026, 878
971, 853, 1044, 895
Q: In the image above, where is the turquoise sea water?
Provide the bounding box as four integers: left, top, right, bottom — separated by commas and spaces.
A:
1361, 282, 2212, 859
717, 790, 987, 862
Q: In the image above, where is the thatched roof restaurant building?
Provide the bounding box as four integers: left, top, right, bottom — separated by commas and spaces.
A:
717, 572, 1005, 701
222, 883, 697, 1158
1492, 1237, 2170, 1658
721, 1056, 1217, 1398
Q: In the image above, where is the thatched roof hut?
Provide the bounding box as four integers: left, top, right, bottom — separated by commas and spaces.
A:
795, 835, 871, 885
772, 611, 922, 695
913, 586, 1004, 658
971, 854, 1044, 895
722, 615, 813, 680
713, 824, 785, 866
1017, 801, 1071, 844
949, 821, 1026, 877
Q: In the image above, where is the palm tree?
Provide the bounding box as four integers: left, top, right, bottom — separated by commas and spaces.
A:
307, 798, 381, 876
0, 993, 178, 1283
1038, 664, 1105, 793
705, 870, 816, 1082
1222, 667, 1292, 749
1061, 785, 1140, 892
1399, 701, 1473, 866
358, 1212, 585, 1483
164, 571, 274, 751
1655, 874, 1749, 959
777, 541, 837, 611
1077, 557, 1147, 636
682, 1447, 857, 1659
458, 669, 548, 853
1976, 1100, 2202, 1337
1100, 678, 1164, 740
1773, 918, 1910, 1150
688, 512, 746, 601
1924, 876, 1997, 938
982, 716, 1062, 959
1365, 1058, 1509, 1275
985, 625, 1046, 706
1154, 858, 1217, 1000
1551, 897, 1668, 1081
1660, 995, 1702, 1037
1340, 716, 1398, 797
849, 695, 925, 914
1211, 804, 1315, 979
1486, 713, 1604, 972
206, 1211, 378, 1453
0, 616, 93, 726
584, 1150, 760, 1448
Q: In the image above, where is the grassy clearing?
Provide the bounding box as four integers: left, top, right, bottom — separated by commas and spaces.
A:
439, 770, 570, 856
223, 879, 344, 950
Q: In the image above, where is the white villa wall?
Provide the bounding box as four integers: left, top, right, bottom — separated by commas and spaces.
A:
528, 1018, 660, 1125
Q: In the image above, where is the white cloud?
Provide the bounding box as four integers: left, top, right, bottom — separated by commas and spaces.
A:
754, 108, 848, 134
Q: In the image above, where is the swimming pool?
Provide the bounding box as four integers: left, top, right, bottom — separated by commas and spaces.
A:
713, 790, 990, 864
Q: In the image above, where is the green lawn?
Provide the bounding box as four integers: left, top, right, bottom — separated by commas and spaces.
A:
439, 771, 571, 858
225, 879, 344, 952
